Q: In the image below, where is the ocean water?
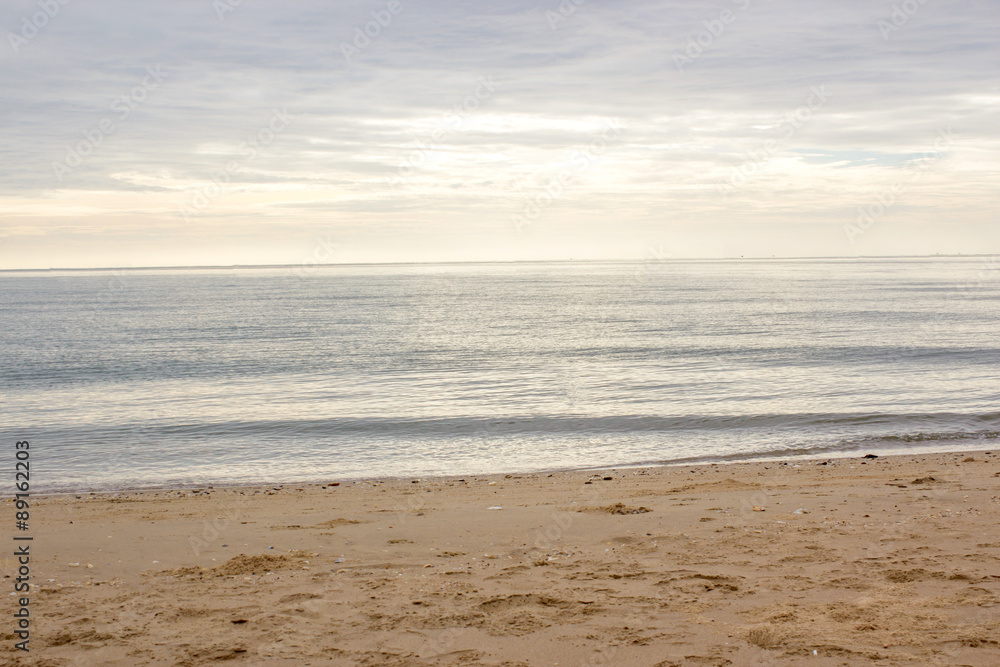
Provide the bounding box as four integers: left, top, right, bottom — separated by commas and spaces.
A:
2, 258, 999, 492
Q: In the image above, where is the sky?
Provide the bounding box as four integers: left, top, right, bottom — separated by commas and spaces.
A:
0, 0, 998, 269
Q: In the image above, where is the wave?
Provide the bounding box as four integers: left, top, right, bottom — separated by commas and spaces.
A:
6, 344, 1000, 387
28, 411, 1000, 440
625, 430, 1000, 469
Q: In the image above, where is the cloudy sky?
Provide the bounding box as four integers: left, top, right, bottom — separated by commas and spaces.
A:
1, 0, 997, 269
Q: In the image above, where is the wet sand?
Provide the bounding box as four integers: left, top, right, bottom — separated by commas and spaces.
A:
4, 449, 1000, 666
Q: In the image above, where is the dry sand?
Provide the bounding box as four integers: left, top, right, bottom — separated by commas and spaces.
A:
4, 450, 1000, 666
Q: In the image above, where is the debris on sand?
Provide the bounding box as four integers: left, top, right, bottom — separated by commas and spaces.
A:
583, 503, 651, 515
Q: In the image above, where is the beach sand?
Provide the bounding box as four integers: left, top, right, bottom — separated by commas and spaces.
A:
5, 450, 1000, 666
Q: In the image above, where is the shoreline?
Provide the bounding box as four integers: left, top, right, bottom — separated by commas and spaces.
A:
30, 439, 1000, 497
10, 448, 1000, 665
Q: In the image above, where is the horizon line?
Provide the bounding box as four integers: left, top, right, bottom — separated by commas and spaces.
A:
0, 253, 992, 273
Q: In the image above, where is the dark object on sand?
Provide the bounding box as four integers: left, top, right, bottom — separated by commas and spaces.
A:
863, 454, 879, 459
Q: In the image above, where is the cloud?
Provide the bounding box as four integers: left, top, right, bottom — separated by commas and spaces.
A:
0, 0, 998, 268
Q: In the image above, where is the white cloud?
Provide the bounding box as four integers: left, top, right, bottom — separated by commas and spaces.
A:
0, 0, 998, 268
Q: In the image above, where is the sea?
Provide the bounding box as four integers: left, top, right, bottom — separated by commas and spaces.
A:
2, 257, 998, 492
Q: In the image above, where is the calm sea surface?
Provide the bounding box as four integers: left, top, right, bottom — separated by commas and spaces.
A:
2, 258, 998, 491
